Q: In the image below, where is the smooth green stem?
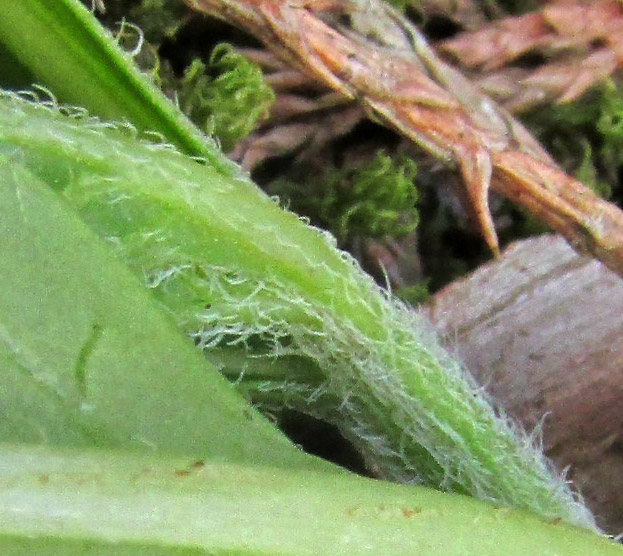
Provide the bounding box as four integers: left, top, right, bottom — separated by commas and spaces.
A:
1, 444, 620, 556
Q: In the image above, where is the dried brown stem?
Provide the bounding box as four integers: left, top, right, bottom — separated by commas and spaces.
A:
439, 0, 623, 111
184, 0, 623, 278
227, 44, 364, 169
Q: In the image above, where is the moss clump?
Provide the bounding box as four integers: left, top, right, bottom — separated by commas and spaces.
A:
269, 151, 419, 247
524, 80, 623, 199
89, 0, 186, 43
89, 2, 274, 151
394, 281, 430, 305
177, 45, 274, 152
127, 0, 187, 42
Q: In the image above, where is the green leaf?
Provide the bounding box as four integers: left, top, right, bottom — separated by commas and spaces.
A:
0, 443, 620, 556
0, 0, 225, 166
0, 154, 330, 472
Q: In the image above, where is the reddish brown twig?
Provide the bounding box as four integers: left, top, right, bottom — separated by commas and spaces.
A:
184, 0, 623, 278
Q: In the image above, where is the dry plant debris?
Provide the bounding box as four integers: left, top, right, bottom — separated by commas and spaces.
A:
229, 47, 365, 169
184, 0, 623, 279
417, 0, 490, 30
439, 0, 623, 112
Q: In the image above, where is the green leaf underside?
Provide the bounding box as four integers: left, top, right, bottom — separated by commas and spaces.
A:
0, 444, 620, 556
0, 0, 611, 543
0, 154, 330, 473
0, 91, 597, 529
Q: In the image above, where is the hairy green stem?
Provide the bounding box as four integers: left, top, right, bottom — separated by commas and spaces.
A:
0, 91, 596, 529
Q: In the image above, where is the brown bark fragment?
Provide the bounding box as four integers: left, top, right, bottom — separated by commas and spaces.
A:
425, 235, 623, 533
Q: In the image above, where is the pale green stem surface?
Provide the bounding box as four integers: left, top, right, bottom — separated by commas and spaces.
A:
1, 444, 620, 556
0, 91, 597, 529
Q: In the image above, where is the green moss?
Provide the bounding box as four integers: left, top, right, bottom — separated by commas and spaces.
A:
177, 45, 274, 152
394, 281, 429, 306
88, 0, 186, 43
596, 80, 623, 181
127, 0, 186, 43
575, 141, 612, 199
269, 151, 419, 247
522, 80, 623, 199
88, 3, 274, 151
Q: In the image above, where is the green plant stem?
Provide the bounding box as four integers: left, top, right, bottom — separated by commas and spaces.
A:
0, 90, 598, 529
1, 443, 620, 556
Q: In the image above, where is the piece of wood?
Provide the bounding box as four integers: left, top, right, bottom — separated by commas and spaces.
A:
426, 234, 623, 533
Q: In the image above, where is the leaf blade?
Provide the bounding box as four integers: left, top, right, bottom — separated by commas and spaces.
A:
0, 0, 221, 164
